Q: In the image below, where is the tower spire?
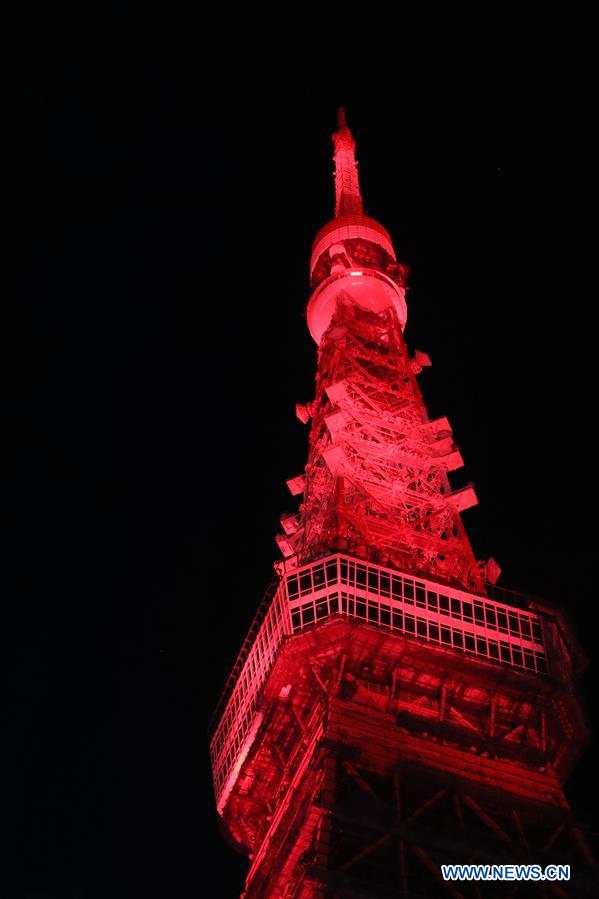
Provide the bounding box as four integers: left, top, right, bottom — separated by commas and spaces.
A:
333, 106, 364, 217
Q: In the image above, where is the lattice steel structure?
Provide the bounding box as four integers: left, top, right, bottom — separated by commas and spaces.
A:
209, 110, 595, 897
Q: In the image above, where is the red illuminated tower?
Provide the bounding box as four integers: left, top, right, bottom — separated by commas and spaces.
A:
210, 111, 595, 897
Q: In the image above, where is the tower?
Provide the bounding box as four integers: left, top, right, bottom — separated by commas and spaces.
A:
209, 111, 594, 897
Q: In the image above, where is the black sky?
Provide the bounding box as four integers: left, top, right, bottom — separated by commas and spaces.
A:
13, 10, 599, 898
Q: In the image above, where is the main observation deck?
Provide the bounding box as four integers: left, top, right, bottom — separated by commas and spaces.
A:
210, 553, 579, 812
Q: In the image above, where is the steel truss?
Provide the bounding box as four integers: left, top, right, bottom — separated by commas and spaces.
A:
279, 298, 483, 593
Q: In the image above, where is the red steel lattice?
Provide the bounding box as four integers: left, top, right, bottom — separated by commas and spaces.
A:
209, 110, 593, 898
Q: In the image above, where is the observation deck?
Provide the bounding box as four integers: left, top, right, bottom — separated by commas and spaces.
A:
209, 553, 585, 814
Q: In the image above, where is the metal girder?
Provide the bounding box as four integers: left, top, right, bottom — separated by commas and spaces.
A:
293, 302, 484, 592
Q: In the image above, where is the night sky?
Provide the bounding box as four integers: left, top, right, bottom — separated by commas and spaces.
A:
15, 11, 598, 898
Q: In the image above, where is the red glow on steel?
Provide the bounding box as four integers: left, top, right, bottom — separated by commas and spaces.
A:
333, 106, 364, 217
209, 112, 591, 898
